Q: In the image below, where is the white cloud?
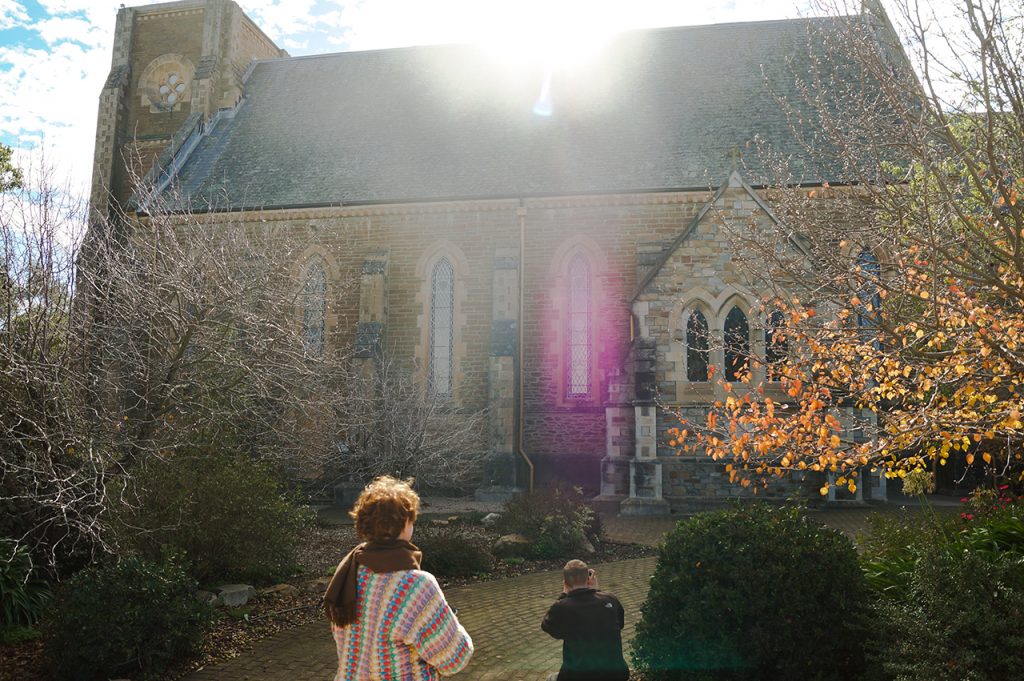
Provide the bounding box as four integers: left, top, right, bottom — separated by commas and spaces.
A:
33, 16, 106, 47
0, 39, 111, 195
0, 0, 28, 30
236, 0, 321, 42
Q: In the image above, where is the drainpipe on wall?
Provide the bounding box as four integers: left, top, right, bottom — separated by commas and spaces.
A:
517, 201, 535, 493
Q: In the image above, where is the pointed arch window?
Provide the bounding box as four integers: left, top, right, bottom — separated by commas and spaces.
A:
302, 261, 327, 357
429, 257, 455, 397
765, 310, 787, 381
724, 305, 750, 382
856, 249, 881, 329
686, 310, 710, 382
566, 253, 592, 399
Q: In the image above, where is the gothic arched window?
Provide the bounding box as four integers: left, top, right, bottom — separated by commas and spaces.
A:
856, 249, 881, 329
302, 261, 327, 357
724, 305, 750, 382
686, 310, 710, 382
429, 257, 455, 397
765, 310, 787, 381
566, 253, 592, 399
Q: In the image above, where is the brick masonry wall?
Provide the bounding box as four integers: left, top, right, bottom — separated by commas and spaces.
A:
167, 193, 712, 490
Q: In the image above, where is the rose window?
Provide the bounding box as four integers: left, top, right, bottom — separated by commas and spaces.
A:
156, 73, 187, 107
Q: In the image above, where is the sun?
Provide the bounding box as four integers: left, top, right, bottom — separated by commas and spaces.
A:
471, 0, 619, 70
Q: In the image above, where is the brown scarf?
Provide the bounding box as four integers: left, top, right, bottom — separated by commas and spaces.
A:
324, 538, 422, 627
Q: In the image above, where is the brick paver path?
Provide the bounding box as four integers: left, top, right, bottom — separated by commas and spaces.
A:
184, 556, 656, 681
183, 503, 957, 681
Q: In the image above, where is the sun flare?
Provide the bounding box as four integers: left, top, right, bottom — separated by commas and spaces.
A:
472, 0, 619, 70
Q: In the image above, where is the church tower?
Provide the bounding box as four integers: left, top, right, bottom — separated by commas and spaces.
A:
89, 0, 285, 222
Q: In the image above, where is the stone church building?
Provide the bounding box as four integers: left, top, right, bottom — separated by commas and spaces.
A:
91, 0, 895, 512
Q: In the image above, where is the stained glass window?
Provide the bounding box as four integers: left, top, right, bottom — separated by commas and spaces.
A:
724, 305, 750, 382
686, 310, 710, 382
430, 258, 455, 397
303, 261, 326, 357
566, 253, 591, 398
765, 310, 787, 381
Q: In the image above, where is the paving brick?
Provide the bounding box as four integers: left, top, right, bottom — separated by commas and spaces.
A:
181, 505, 953, 680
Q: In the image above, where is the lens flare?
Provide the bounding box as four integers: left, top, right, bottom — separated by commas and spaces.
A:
533, 70, 553, 116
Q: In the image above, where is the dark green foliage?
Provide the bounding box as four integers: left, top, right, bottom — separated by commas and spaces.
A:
415, 524, 494, 577
867, 547, 1024, 681
0, 624, 40, 644
863, 501, 1024, 680
118, 448, 314, 584
0, 539, 51, 627
44, 557, 212, 681
631, 503, 869, 681
496, 486, 598, 559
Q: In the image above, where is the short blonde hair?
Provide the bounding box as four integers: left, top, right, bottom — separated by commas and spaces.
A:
563, 559, 589, 588
350, 476, 420, 541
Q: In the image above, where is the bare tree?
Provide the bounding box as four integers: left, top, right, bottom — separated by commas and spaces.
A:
3, 146, 494, 570
323, 354, 488, 492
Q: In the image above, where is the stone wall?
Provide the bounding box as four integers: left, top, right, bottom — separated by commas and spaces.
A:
159, 191, 712, 488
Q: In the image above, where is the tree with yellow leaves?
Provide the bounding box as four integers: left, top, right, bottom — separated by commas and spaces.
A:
671, 0, 1024, 496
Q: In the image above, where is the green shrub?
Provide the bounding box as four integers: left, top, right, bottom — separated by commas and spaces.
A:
0, 539, 51, 627
415, 524, 494, 577
631, 503, 869, 681
862, 502, 1024, 598
862, 500, 1024, 679
119, 448, 314, 584
867, 547, 1024, 681
0, 624, 41, 644
496, 486, 597, 559
44, 556, 212, 681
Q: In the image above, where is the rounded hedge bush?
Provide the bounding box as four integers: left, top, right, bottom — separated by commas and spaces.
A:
631, 503, 869, 681
44, 557, 212, 681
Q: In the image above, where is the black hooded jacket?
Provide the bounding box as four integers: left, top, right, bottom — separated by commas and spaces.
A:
541, 587, 629, 681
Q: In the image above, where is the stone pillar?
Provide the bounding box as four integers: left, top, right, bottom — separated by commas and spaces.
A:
476, 250, 521, 501
354, 251, 388, 375
621, 337, 670, 515
89, 6, 135, 223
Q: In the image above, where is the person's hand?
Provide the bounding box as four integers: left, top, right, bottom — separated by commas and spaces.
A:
587, 569, 598, 589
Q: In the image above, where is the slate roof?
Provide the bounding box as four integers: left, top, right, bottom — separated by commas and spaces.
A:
160, 16, 874, 212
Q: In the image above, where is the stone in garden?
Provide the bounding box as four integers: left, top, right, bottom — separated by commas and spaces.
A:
580, 537, 596, 555
216, 583, 256, 607
259, 583, 299, 598
482, 512, 501, 527
493, 533, 531, 557
447, 516, 459, 522
195, 589, 219, 606
432, 519, 450, 526
307, 576, 332, 593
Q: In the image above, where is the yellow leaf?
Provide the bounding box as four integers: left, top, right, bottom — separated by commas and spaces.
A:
966, 453, 975, 465
983, 453, 992, 464
819, 485, 829, 496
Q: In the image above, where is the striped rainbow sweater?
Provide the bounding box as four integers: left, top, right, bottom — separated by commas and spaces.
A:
332, 565, 474, 680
